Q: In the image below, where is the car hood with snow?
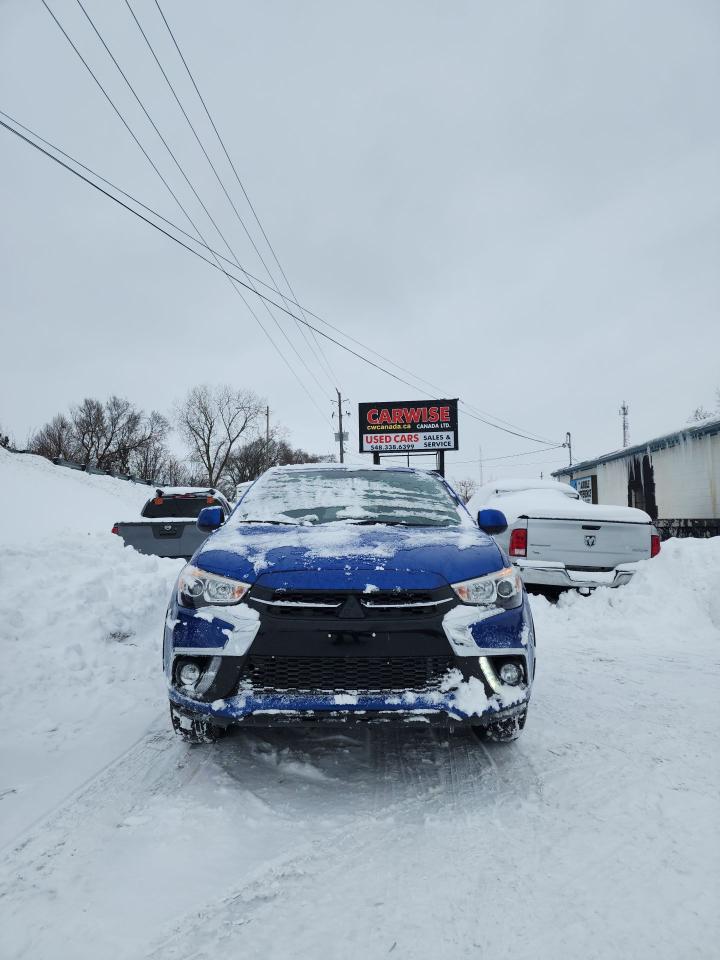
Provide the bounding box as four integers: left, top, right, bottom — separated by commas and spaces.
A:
195, 520, 506, 590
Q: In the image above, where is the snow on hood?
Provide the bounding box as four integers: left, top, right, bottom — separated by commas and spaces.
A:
195, 520, 505, 589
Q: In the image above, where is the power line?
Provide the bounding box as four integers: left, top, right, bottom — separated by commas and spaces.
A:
70, 0, 331, 407
447, 444, 564, 465
153, 0, 338, 389
1, 110, 558, 445
40, 0, 330, 425
123, 0, 338, 395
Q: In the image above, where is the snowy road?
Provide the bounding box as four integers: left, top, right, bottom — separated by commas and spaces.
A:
3, 576, 719, 959
1, 453, 719, 958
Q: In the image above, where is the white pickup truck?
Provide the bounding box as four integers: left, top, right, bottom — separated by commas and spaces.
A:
466, 479, 661, 592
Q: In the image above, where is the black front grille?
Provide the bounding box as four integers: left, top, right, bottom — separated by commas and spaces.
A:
239, 655, 454, 692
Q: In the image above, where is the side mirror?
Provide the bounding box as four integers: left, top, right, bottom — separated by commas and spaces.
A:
477, 508, 508, 535
197, 505, 224, 533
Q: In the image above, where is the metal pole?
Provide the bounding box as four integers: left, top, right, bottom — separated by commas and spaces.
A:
566, 431, 572, 467
438, 450, 445, 477
265, 405, 270, 469
620, 401, 629, 448
336, 389, 345, 464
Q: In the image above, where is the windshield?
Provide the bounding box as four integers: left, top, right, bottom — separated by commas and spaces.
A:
234, 468, 462, 527
142, 496, 221, 519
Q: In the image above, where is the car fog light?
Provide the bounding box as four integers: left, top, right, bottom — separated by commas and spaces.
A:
499, 662, 522, 685
179, 662, 201, 687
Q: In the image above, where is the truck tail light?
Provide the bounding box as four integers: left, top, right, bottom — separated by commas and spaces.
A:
650, 534, 661, 558
509, 528, 527, 558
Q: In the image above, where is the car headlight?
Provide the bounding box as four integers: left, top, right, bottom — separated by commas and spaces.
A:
451, 566, 523, 609
178, 565, 250, 608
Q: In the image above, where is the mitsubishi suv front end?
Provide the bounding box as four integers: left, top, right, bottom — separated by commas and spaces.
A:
163, 465, 536, 743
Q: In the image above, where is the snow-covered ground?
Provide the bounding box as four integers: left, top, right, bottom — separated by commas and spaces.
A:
1, 448, 719, 959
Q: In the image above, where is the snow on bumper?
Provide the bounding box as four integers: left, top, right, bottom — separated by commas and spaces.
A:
169, 671, 529, 724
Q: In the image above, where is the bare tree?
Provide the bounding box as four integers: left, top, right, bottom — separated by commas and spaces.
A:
28, 413, 75, 460
127, 412, 173, 478
0, 422, 12, 449
688, 405, 712, 423
175, 385, 264, 488
28, 397, 173, 478
688, 388, 720, 423
454, 477, 478, 503
226, 434, 325, 487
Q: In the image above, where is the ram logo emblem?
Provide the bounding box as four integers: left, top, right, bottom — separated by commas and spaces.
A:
584, 535, 596, 547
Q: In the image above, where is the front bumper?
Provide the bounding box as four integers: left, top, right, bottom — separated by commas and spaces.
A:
169, 686, 530, 728
164, 587, 535, 728
515, 559, 639, 590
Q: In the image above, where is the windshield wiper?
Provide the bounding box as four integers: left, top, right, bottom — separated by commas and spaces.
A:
343, 519, 427, 526
235, 519, 299, 526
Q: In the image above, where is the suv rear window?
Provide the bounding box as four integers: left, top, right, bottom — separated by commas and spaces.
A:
141, 496, 220, 519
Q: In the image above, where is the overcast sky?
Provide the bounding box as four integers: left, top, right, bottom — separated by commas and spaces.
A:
1, 0, 718, 485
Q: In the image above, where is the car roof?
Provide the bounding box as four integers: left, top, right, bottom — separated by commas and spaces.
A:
151, 486, 228, 499
266, 463, 434, 475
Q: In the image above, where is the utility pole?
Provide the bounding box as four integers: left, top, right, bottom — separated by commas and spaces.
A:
619, 401, 629, 448
565, 431, 573, 467
265, 405, 271, 470
336, 389, 345, 464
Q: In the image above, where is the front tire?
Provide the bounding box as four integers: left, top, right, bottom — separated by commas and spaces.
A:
472, 707, 527, 743
170, 705, 225, 744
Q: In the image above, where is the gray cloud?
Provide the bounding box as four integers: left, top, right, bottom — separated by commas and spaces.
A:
1, 0, 718, 483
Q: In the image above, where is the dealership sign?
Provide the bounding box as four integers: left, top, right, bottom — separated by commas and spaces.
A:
570, 475, 597, 504
358, 399, 459, 454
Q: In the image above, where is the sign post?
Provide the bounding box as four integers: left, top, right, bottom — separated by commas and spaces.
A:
358, 399, 459, 476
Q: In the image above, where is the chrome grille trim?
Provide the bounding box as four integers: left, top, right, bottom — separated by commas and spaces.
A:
360, 597, 455, 609
252, 597, 343, 609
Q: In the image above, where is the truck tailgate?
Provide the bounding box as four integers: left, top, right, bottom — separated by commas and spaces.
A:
526, 518, 651, 568
117, 521, 207, 560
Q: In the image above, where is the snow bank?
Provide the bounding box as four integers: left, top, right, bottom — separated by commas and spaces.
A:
531, 536, 720, 642
0, 448, 153, 545
0, 450, 183, 845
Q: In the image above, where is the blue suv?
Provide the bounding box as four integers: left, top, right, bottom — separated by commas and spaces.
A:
164, 465, 535, 744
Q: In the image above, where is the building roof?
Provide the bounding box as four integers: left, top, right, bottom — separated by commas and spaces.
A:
553, 415, 720, 477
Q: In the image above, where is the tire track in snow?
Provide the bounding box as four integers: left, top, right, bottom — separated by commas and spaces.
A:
0, 721, 214, 957
145, 727, 545, 960
0, 715, 168, 861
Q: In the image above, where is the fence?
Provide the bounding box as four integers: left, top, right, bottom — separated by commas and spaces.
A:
656, 518, 720, 541
4, 447, 155, 486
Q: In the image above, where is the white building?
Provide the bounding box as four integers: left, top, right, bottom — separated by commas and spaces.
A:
553, 416, 720, 537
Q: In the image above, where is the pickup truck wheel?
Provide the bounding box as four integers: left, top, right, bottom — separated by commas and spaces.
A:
170, 705, 226, 745
473, 707, 527, 743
